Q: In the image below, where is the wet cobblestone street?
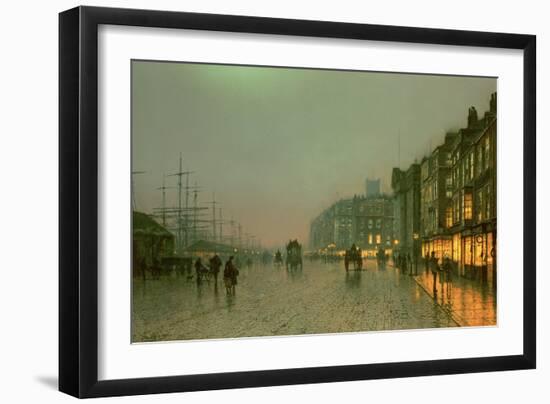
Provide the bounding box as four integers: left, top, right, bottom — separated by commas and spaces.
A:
132, 259, 458, 342
414, 268, 496, 327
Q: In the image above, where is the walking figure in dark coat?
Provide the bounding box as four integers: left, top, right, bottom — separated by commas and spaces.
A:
224, 256, 239, 296
209, 254, 222, 284
430, 252, 440, 297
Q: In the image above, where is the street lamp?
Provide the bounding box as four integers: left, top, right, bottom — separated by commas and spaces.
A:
412, 233, 419, 275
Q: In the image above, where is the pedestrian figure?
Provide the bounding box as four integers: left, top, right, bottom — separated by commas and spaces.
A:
274, 250, 283, 266
209, 254, 222, 284
194, 257, 206, 285
424, 252, 430, 273
344, 250, 350, 272
430, 252, 439, 297
442, 255, 452, 297
224, 256, 239, 296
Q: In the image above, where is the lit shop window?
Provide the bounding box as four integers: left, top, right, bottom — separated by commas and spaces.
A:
452, 233, 460, 262
464, 193, 473, 220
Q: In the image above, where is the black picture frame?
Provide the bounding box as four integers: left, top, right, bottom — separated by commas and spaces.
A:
59, 5, 536, 398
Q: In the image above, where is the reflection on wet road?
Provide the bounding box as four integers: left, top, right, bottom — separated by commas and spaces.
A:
414, 269, 496, 327
132, 259, 460, 342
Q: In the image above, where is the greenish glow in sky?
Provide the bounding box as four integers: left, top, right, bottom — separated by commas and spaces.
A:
132, 61, 496, 247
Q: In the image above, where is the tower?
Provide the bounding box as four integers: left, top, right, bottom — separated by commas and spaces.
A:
365, 178, 381, 198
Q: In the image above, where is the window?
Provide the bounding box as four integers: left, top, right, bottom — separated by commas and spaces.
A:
484, 137, 491, 171
446, 175, 453, 198
376, 219, 381, 228
368, 234, 373, 244
445, 207, 453, 228
477, 146, 483, 177
375, 234, 381, 244
469, 152, 475, 180
464, 193, 473, 220
453, 196, 461, 224
476, 189, 483, 221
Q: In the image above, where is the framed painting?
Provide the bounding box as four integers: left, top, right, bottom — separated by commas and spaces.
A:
59, 6, 536, 398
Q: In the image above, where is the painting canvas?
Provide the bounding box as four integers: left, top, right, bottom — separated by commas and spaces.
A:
131, 60, 497, 343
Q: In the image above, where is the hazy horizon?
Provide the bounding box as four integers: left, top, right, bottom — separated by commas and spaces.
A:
132, 60, 496, 248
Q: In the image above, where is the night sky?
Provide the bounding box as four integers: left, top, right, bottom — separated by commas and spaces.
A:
132, 61, 496, 247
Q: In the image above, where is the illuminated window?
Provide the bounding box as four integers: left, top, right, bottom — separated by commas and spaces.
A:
375, 234, 381, 244
454, 197, 461, 223
445, 207, 453, 228
368, 234, 373, 244
452, 233, 460, 262
476, 189, 484, 221
464, 193, 473, 220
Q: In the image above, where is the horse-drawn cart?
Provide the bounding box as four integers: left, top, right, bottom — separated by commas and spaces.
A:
286, 239, 303, 271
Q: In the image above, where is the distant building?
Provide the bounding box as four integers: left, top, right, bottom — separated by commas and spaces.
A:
310, 192, 394, 255
365, 178, 381, 197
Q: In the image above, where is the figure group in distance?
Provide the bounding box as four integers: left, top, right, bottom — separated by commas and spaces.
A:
193, 254, 239, 296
